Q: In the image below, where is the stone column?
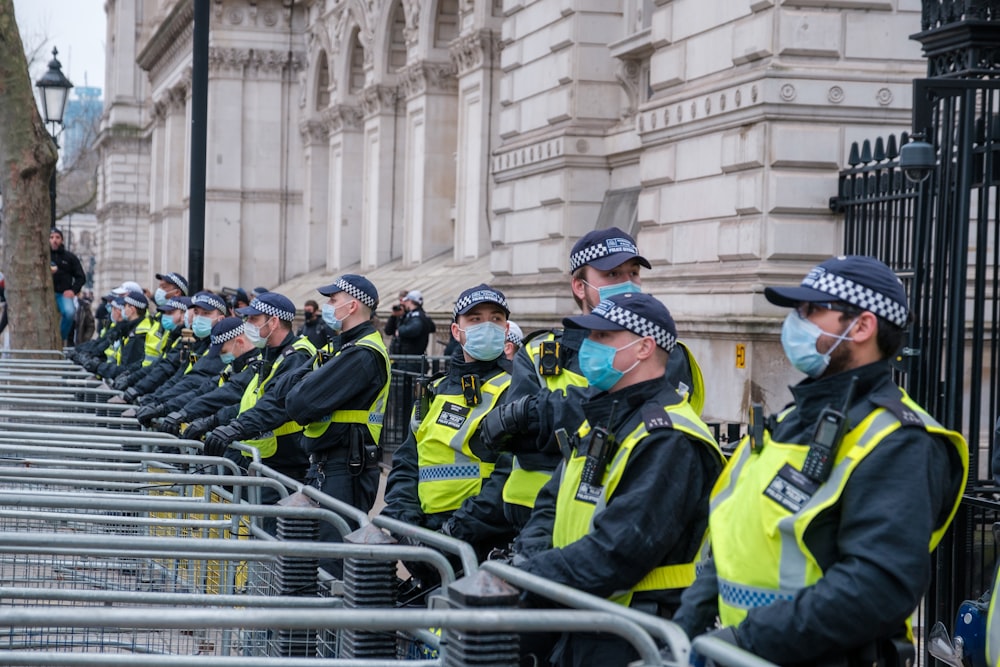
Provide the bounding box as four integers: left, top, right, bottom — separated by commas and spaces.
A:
299, 119, 330, 273
449, 30, 497, 262
399, 61, 458, 266
322, 104, 364, 272
359, 84, 401, 270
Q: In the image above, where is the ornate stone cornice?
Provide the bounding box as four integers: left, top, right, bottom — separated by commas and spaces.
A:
207, 47, 305, 78
399, 61, 457, 99
213, 0, 292, 28
321, 104, 364, 133
360, 84, 398, 117
299, 119, 328, 144
138, 1, 195, 77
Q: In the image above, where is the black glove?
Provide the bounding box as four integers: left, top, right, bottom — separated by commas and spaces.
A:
135, 403, 165, 427
112, 372, 132, 390
83, 357, 101, 373
158, 410, 186, 436
202, 421, 246, 457
182, 414, 219, 441
479, 395, 538, 452
122, 386, 142, 404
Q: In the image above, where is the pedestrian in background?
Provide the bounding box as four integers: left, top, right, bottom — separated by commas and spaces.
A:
50, 227, 86, 346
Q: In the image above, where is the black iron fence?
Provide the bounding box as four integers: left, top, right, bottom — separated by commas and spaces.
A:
381, 355, 450, 455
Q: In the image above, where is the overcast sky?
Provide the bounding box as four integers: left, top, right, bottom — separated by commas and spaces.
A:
13, 0, 106, 93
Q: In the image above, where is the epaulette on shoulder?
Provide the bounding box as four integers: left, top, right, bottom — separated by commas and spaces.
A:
522, 328, 561, 346
282, 346, 297, 358
869, 389, 926, 428
641, 403, 673, 431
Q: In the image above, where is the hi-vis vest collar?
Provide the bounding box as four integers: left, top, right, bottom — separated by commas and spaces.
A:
552, 397, 723, 608
709, 388, 968, 633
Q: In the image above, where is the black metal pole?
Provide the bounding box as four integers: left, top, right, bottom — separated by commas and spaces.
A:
187, 0, 210, 294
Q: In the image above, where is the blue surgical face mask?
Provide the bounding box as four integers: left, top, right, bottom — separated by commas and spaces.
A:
595, 280, 641, 301
192, 315, 214, 339
780, 311, 858, 379
321, 302, 349, 332
161, 315, 177, 332
153, 288, 168, 307
458, 322, 507, 361
578, 337, 643, 392
220, 351, 236, 365
244, 319, 272, 349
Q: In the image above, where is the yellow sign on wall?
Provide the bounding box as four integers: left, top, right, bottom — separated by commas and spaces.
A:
735, 343, 746, 369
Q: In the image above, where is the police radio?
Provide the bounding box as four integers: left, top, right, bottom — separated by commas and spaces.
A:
575, 400, 618, 504
538, 341, 561, 376
801, 376, 858, 484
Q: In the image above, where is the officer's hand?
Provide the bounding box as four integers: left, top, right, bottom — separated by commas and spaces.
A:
480, 395, 538, 452
181, 414, 218, 441
135, 403, 164, 427
202, 422, 246, 457
122, 387, 142, 404
112, 372, 131, 390
159, 410, 186, 436
83, 357, 101, 373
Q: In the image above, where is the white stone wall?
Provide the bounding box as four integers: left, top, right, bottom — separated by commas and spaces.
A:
102, 0, 930, 421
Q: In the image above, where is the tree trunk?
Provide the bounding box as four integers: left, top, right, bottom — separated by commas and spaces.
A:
0, 0, 62, 352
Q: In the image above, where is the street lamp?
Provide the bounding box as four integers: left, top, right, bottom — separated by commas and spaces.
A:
35, 47, 74, 227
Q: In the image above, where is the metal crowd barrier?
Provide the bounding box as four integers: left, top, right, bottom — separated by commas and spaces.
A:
0, 349, 779, 666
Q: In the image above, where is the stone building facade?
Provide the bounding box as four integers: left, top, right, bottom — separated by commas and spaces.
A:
97, 0, 924, 422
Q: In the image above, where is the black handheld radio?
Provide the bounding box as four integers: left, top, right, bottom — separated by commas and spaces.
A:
801, 376, 858, 483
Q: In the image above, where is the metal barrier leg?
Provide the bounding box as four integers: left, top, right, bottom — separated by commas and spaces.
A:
271, 513, 320, 657
339, 523, 397, 659
443, 569, 521, 666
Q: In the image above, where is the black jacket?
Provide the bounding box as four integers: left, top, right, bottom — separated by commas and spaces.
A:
395, 308, 435, 355
50, 245, 86, 294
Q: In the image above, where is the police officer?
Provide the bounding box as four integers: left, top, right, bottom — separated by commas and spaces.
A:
504, 321, 524, 361
113, 296, 192, 401
480, 227, 705, 531
674, 256, 969, 665
284, 275, 390, 573
201, 292, 314, 491
394, 289, 436, 372
143, 271, 189, 366
514, 293, 723, 667
157, 316, 261, 438
90, 290, 149, 379
382, 284, 514, 553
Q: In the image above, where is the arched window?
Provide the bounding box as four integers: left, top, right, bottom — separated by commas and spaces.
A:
433, 0, 459, 49
316, 50, 330, 110
388, 1, 406, 72
348, 27, 365, 94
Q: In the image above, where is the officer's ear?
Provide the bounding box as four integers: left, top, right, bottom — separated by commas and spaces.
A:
635, 336, 656, 361
451, 320, 463, 342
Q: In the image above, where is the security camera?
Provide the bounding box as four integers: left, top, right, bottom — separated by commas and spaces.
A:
900, 140, 935, 184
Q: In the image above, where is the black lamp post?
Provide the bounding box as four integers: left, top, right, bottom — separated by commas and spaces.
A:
35, 47, 74, 228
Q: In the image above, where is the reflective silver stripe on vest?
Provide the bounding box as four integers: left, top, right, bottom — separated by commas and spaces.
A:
710, 438, 752, 512
718, 577, 796, 610
775, 409, 899, 591
369, 412, 383, 424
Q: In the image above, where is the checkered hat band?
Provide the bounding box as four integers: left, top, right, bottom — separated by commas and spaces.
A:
212, 323, 245, 346
506, 330, 522, 345
805, 272, 908, 328
336, 279, 376, 309
169, 273, 188, 294
248, 298, 294, 321
569, 238, 638, 272
123, 295, 146, 308
166, 299, 188, 311
194, 294, 226, 312
453, 289, 508, 317
594, 303, 676, 352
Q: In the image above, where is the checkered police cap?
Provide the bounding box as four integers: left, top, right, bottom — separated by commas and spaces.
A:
191, 291, 227, 314
569, 227, 652, 273
764, 256, 909, 328
564, 292, 677, 352
160, 296, 190, 313
155, 272, 189, 296
123, 290, 148, 309
209, 317, 246, 351
506, 321, 524, 347
317, 274, 379, 310
453, 284, 509, 319
236, 292, 296, 321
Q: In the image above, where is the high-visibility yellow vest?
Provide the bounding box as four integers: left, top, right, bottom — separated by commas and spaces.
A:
710, 389, 967, 640
552, 398, 722, 607
238, 337, 317, 459
417, 369, 511, 515
302, 330, 390, 445
988, 574, 1000, 667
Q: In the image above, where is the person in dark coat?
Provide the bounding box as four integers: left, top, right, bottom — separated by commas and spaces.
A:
50, 227, 86, 345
